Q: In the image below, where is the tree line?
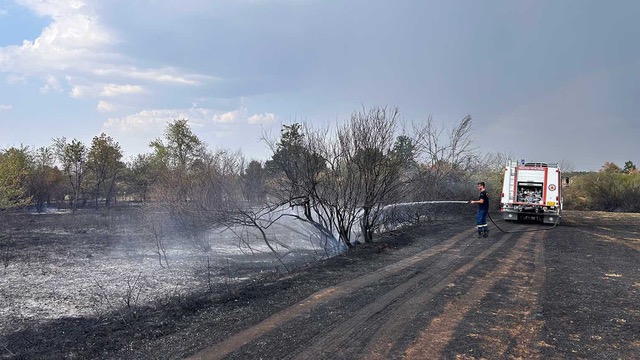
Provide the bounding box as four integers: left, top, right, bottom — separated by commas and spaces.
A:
564, 160, 640, 212
1, 107, 490, 246
2, 106, 636, 248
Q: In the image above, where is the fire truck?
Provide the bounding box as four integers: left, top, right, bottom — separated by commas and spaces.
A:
500, 160, 562, 224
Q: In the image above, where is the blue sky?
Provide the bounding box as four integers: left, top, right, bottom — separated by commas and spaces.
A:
0, 0, 638, 171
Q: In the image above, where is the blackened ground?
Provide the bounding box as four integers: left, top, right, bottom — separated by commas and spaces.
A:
2, 210, 639, 359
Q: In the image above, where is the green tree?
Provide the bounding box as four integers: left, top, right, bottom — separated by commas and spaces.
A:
26, 146, 65, 212
87, 133, 123, 208
265, 123, 326, 220
53, 138, 87, 211
622, 160, 638, 174
125, 153, 164, 202
244, 160, 266, 203
391, 135, 417, 169
0, 146, 32, 209
150, 119, 205, 172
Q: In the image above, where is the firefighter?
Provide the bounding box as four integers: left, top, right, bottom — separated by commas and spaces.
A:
469, 182, 489, 238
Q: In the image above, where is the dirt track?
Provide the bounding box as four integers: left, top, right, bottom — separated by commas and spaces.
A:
185, 211, 640, 359
2, 210, 639, 359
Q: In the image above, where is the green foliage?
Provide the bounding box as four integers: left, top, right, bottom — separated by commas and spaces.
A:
0, 146, 32, 209
243, 160, 266, 203
565, 161, 640, 212
265, 123, 326, 210
391, 135, 416, 169
53, 137, 88, 211
87, 133, 123, 207
623, 160, 638, 174
151, 119, 205, 171
26, 146, 65, 212
124, 153, 162, 202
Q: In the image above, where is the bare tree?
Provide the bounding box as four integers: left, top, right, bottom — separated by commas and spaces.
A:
410, 115, 477, 202
336, 106, 404, 243
268, 107, 405, 246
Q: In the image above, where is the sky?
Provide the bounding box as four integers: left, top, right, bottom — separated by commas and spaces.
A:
0, 0, 638, 171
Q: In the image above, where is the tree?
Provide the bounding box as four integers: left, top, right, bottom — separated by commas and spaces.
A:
53, 138, 87, 211
622, 160, 638, 174
150, 119, 206, 172
148, 119, 207, 206
124, 153, 163, 202
409, 115, 476, 203
0, 146, 32, 209
243, 160, 266, 203
26, 146, 65, 212
391, 135, 417, 169
265, 123, 326, 220
335, 106, 403, 244
87, 133, 123, 207
600, 162, 622, 173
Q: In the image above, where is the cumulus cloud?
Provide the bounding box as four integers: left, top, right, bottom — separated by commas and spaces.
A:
6, 74, 26, 84
0, 104, 12, 110
212, 108, 247, 123
39, 75, 63, 93
0, 1, 215, 101
102, 108, 212, 133
100, 83, 144, 97
248, 112, 277, 124
97, 100, 119, 113
70, 85, 96, 98
210, 108, 277, 124
0, 1, 115, 74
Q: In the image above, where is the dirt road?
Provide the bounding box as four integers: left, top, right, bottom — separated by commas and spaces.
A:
3, 211, 638, 359
186, 211, 639, 359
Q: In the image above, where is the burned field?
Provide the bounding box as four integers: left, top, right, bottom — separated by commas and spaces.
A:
0, 206, 337, 359
1, 209, 639, 359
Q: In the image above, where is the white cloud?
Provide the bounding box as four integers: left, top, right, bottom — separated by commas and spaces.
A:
213, 108, 247, 123
211, 108, 277, 124
68, 79, 144, 99
6, 74, 26, 84
0, 9, 7, 16
102, 108, 213, 133
100, 83, 144, 97
247, 112, 277, 124
1, 1, 115, 74
0, 1, 215, 101
97, 100, 119, 113
100, 107, 223, 157
69, 84, 96, 98
92, 67, 216, 86
0, 104, 11, 110
39, 75, 63, 93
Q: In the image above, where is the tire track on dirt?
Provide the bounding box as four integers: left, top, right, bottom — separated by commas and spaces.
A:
360, 232, 517, 360
572, 227, 640, 252
504, 236, 546, 359
187, 228, 475, 360
291, 232, 514, 360
403, 230, 545, 359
